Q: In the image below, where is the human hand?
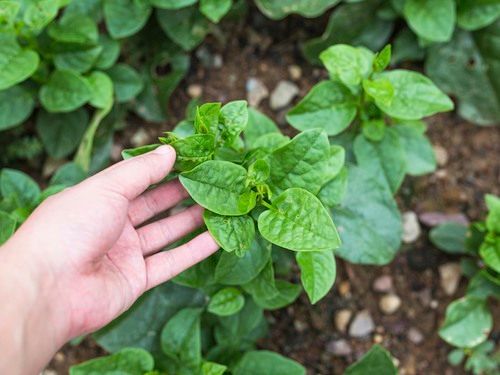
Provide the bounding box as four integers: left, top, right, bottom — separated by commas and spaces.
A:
0, 145, 219, 374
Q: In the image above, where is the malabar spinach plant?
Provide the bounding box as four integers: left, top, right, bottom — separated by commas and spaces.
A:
289, 43, 453, 265
302, 0, 500, 126
430, 194, 500, 375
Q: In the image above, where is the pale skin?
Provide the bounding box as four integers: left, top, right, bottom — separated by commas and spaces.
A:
0, 145, 219, 375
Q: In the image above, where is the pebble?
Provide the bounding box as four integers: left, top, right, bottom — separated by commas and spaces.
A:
293, 319, 307, 333
40, 371, 58, 375
433, 144, 449, 166
349, 310, 375, 337
213, 54, 223, 69
439, 262, 461, 296
430, 299, 439, 309
246, 78, 269, 107
334, 309, 352, 333
402, 211, 421, 243
131, 128, 151, 147
270, 80, 299, 110
326, 339, 352, 356
379, 294, 402, 315
419, 212, 469, 227
187, 83, 203, 98
54, 352, 65, 362
373, 275, 393, 293
338, 280, 351, 297
288, 64, 302, 80
407, 327, 424, 345
373, 333, 384, 344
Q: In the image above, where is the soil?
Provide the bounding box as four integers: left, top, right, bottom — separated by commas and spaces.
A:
43, 8, 500, 375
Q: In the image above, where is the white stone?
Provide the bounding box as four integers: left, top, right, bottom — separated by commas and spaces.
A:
439, 262, 461, 296
373, 275, 393, 293
288, 64, 302, 80
408, 327, 424, 344
334, 309, 352, 333
131, 128, 151, 147
349, 310, 375, 337
326, 339, 352, 356
379, 294, 402, 315
402, 211, 421, 243
270, 80, 299, 110
187, 83, 203, 98
246, 78, 269, 107
433, 144, 449, 166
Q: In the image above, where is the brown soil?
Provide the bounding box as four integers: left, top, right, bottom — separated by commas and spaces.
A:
44, 9, 500, 375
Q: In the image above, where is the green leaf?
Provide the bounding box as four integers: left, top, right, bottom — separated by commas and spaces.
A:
69, 348, 154, 375
268, 129, 336, 194
252, 279, 301, 310
392, 121, 436, 176
362, 119, 386, 142
220, 100, 248, 144
194, 102, 221, 134
36, 109, 89, 159
0, 1, 20, 28
200, 0, 232, 22
62, 0, 102, 22
457, 0, 500, 31
362, 78, 394, 107
286, 80, 357, 136
202, 361, 227, 375
0, 211, 16, 246
485, 194, 500, 232
103, 0, 151, 39
204, 211, 255, 256
296, 250, 336, 304
173, 251, 218, 289
94, 35, 121, 70
122, 144, 160, 160
215, 235, 271, 285
0, 34, 39, 90
320, 44, 374, 86
480, 241, 500, 273
244, 108, 280, 149
375, 70, 453, 120
439, 296, 493, 348
106, 64, 143, 103
94, 283, 205, 353
23, 0, 60, 32
53, 45, 103, 73
0, 85, 35, 131
248, 159, 270, 184
430, 222, 468, 254
208, 287, 245, 316
150, 0, 197, 8
233, 350, 306, 375
391, 28, 425, 64
255, 0, 340, 20
448, 349, 465, 366
334, 164, 402, 265
467, 270, 500, 299
345, 345, 397, 375
301, 1, 393, 64
373, 44, 391, 72
163, 134, 215, 171
404, 0, 455, 42
180, 160, 256, 216
258, 188, 340, 251
39, 70, 91, 113
161, 307, 202, 369
353, 128, 406, 194
157, 7, 210, 51
87, 71, 114, 109
48, 15, 98, 44
242, 260, 279, 301
50, 162, 87, 186
425, 27, 500, 126
0, 169, 40, 207
318, 166, 348, 208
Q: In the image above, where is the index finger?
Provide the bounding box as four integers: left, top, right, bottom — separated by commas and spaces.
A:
88, 145, 176, 200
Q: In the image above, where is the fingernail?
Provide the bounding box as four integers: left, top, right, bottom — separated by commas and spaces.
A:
153, 145, 174, 155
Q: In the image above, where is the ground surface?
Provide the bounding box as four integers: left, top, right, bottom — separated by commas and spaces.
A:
43, 8, 500, 375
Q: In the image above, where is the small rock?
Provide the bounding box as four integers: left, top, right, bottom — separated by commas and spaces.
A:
293, 319, 307, 333
402, 211, 421, 243
326, 339, 352, 356
131, 128, 151, 147
419, 212, 469, 227
334, 309, 352, 333
349, 310, 375, 337
433, 144, 449, 166
288, 64, 302, 80
54, 352, 65, 362
246, 78, 269, 107
213, 54, 223, 69
270, 80, 299, 110
373, 334, 384, 344
111, 143, 123, 162
407, 327, 424, 345
435, 169, 448, 179
439, 262, 461, 296
41, 370, 58, 375
430, 299, 439, 309
187, 83, 203, 98
379, 294, 402, 315
373, 275, 393, 293
338, 280, 351, 297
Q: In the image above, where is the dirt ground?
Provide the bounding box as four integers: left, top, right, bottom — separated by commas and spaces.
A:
45, 9, 500, 375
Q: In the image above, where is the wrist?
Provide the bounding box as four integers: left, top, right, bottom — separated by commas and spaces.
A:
0, 240, 70, 373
